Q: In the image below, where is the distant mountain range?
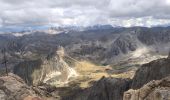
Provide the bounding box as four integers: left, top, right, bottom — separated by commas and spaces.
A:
1, 24, 170, 33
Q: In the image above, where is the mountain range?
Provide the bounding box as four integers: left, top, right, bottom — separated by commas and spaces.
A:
0, 25, 170, 100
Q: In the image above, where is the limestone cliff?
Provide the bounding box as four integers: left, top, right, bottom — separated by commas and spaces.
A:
124, 76, 170, 100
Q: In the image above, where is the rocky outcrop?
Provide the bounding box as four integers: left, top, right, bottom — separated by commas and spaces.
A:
86, 77, 132, 100
110, 34, 137, 54
13, 47, 78, 86
13, 59, 43, 85
63, 77, 132, 100
123, 55, 170, 100
123, 76, 170, 100
0, 73, 41, 100
131, 57, 170, 89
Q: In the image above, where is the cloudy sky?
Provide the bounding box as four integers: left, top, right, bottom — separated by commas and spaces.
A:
1, 0, 170, 28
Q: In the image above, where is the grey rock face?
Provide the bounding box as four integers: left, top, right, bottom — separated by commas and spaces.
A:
107, 34, 137, 57
131, 57, 170, 89
0, 73, 37, 100
13, 59, 43, 85
86, 77, 132, 100
64, 77, 132, 100
124, 76, 170, 100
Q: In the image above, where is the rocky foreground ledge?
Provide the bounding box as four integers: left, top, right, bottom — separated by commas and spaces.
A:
0, 73, 66, 100
124, 76, 170, 100
1, 73, 170, 100
0, 73, 42, 100
123, 56, 170, 100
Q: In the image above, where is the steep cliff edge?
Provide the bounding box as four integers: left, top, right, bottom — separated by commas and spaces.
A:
131, 56, 170, 89
85, 77, 132, 100
62, 77, 132, 100
124, 76, 170, 100
123, 55, 170, 100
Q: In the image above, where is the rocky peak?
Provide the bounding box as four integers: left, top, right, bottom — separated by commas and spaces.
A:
13, 47, 78, 86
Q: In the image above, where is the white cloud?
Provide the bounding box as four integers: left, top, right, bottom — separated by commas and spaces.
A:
0, 18, 3, 27
110, 16, 170, 27
166, 0, 170, 5
0, 0, 170, 27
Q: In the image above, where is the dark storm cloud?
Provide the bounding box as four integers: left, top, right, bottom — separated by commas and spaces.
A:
0, 0, 170, 27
